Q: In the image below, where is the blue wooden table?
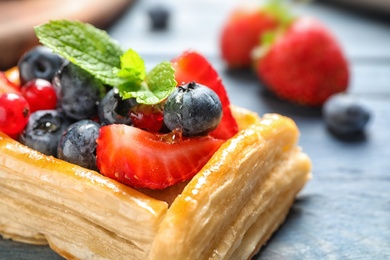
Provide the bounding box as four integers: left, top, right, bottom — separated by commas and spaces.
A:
1, 0, 389, 259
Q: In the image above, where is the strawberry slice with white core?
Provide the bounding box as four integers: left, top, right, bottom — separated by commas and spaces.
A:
96, 124, 224, 190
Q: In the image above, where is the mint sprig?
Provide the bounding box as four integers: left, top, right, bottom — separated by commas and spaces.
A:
117, 48, 146, 85
34, 20, 176, 104
35, 20, 124, 86
117, 50, 176, 104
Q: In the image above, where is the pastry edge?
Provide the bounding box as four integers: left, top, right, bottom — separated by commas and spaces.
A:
0, 106, 311, 259
148, 111, 312, 259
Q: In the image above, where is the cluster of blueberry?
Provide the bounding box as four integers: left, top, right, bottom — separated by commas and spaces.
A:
4, 46, 223, 171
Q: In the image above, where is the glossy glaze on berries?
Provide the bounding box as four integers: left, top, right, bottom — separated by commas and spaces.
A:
21, 79, 57, 113
19, 110, 71, 156
58, 120, 100, 170
4, 42, 240, 192
96, 124, 225, 189
164, 81, 222, 136
53, 62, 105, 120
0, 93, 30, 136
98, 88, 135, 125
130, 104, 165, 132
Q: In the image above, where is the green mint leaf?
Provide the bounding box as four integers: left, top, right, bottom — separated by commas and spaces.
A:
146, 61, 177, 101
34, 20, 124, 86
117, 49, 146, 85
35, 20, 177, 105
118, 61, 177, 104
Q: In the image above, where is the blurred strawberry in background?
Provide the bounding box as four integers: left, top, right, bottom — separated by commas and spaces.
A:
220, 2, 283, 68
255, 16, 349, 106
220, 0, 349, 107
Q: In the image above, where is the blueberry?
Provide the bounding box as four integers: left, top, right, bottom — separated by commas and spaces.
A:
18, 46, 64, 85
164, 81, 222, 136
53, 61, 105, 120
19, 110, 71, 156
147, 5, 170, 30
57, 120, 100, 171
98, 88, 136, 125
323, 93, 371, 136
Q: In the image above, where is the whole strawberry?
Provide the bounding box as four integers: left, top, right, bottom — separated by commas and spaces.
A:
255, 17, 349, 106
220, 4, 280, 68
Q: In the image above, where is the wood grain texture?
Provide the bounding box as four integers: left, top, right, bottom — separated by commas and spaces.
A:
0, 0, 133, 70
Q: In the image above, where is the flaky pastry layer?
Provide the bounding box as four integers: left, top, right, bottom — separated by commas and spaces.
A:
0, 106, 311, 259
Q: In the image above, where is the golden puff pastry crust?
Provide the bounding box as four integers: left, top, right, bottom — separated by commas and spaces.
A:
0, 106, 311, 259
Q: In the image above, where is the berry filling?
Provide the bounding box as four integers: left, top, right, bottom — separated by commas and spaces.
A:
130, 103, 165, 132
0, 20, 239, 190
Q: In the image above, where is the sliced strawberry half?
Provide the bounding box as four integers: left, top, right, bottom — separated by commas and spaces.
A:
172, 50, 239, 140
96, 124, 224, 190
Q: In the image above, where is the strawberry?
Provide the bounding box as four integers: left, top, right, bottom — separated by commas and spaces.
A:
255, 17, 349, 106
220, 5, 279, 68
96, 124, 224, 190
172, 50, 239, 140
0, 71, 21, 95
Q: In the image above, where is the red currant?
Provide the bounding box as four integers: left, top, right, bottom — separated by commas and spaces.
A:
130, 104, 164, 132
0, 93, 30, 136
21, 79, 57, 112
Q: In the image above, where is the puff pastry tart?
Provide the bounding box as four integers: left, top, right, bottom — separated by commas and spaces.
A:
0, 106, 311, 259
0, 20, 311, 259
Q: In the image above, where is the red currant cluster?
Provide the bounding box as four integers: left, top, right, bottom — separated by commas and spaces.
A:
0, 73, 57, 138
0, 46, 63, 138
